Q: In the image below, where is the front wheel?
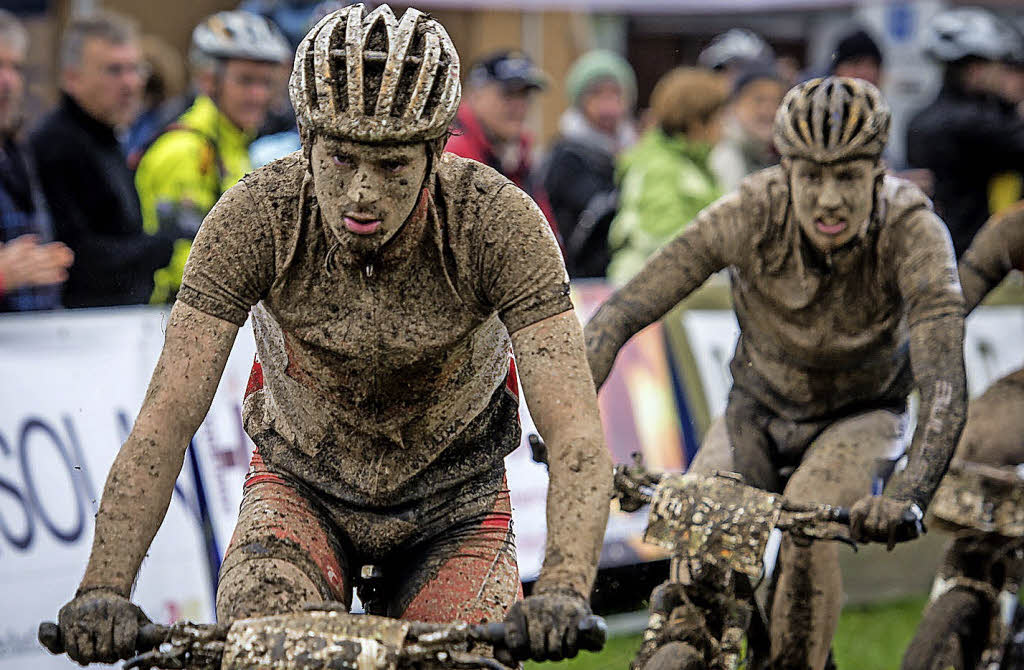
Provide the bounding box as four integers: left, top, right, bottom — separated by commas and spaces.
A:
901, 588, 989, 670
640, 641, 703, 670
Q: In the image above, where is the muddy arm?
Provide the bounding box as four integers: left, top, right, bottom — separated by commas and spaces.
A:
959, 203, 1024, 315
77, 302, 238, 596
583, 192, 742, 388
886, 212, 968, 509
512, 310, 613, 599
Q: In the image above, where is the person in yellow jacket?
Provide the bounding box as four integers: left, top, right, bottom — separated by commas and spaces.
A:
135, 10, 290, 303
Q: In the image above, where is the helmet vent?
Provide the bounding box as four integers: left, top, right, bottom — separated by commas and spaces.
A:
422, 49, 450, 121
363, 18, 390, 116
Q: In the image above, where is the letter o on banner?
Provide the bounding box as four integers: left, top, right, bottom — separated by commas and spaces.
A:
20, 418, 85, 544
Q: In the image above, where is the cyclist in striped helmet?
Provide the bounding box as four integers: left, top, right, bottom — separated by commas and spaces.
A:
586, 77, 967, 669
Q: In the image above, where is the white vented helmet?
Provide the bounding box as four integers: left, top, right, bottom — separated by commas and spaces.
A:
698, 29, 774, 71
191, 11, 292, 65
289, 3, 461, 143
923, 7, 1021, 63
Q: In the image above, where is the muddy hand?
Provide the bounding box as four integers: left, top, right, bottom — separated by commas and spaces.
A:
849, 495, 924, 551
501, 590, 598, 662
54, 588, 149, 665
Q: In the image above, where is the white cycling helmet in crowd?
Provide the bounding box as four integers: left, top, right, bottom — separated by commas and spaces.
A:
289, 3, 460, 144
698, 28, 774, 71
774, 77, 890, 164
191, 10, 292, 65
922, 7, 1022, 64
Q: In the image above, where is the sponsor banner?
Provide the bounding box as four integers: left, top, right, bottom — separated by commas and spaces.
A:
0, 307, 256, 669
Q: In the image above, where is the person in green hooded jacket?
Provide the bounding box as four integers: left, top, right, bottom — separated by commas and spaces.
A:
607, 67, 728, 284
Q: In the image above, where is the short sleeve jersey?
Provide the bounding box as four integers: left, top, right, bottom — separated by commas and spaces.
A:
179, 152, 571, 506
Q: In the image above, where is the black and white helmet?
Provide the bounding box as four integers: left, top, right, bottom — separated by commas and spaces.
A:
191, 10, 292, 65
922, 7, 1022, 64
698, 29, 774, 71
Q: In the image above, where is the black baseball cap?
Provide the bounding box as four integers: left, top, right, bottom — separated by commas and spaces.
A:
468, 50, 548, 92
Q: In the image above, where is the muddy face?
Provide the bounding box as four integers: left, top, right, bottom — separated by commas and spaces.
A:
787, 157, 879, 254
310, 136, 429, 257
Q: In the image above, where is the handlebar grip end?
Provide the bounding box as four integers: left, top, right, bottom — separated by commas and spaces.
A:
577, 615, 607, 652
39, 622, 63, 655
831, 507, 851, 525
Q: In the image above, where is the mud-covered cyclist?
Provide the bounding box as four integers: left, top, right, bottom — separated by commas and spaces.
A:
586, 77, 968, 670
53, 5, 612, 666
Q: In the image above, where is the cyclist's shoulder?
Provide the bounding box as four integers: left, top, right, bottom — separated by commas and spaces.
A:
437, 152, 512, 202
239, 150, 306, 196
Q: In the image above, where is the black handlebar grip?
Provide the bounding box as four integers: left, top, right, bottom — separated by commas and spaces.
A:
478, 621, 508, 646
476, 615, 606, 652
38, 622, 63, 655
137, 623, 171, 650
37, 620, 167, 657
831, 507, 851, 525
576, 615, 607, 652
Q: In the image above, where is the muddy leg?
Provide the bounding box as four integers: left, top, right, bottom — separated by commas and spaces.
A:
687, 416, 734, 475
215, 454, 351, 621
770, 409, 909, 670
387, 484, 521, 624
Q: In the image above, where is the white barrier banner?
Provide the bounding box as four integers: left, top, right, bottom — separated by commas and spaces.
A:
0, 307, 256, 669
2, 302, 1020, 668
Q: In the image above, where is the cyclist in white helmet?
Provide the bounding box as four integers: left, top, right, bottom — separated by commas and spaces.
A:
586, 77, 967, 669
698, 28, 774, 81
52, 4, 612, 666
907, 6, 1024, 258
134, 10, 292, 304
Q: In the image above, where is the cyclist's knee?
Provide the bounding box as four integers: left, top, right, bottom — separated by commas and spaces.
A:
216, 556, 326, 621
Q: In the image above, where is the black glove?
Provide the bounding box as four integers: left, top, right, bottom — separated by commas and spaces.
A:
849, 495, 925, 551
57, 588, 149, 665
502, 589, 592, 662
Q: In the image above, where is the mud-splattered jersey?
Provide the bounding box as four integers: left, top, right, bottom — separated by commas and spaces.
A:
179, 152, 571, 506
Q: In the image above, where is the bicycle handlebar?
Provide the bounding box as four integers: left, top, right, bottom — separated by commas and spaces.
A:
38, 621, 169, 656
473, 615, 607, 652
40, 615, 607, 663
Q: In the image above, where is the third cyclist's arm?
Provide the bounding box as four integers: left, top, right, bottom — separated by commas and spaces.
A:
958, 202, 1024, 315
512, 310, 613, 599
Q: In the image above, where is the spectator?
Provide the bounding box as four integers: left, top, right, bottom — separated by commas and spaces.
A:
907, 6, 1024, 258
124, 35, 189, 160
607, 68, 727, 284
446, 50, 557, 231
0, 9, 73, 312
698, 29, 775, 83
542, 50, 636, 277
709, 64, 784, 192
134, 11, 290, 303
829, 27, 884, 87
30, 11, 175, 308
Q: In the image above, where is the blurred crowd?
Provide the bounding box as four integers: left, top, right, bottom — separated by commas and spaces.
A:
1, 3, 1023, 312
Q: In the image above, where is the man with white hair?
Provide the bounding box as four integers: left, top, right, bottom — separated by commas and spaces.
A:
30, 11, 174, 308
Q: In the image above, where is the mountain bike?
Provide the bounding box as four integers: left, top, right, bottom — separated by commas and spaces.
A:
611, 454, 870, 670
901, 459, 1024, 670
39, 604, 607, 670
